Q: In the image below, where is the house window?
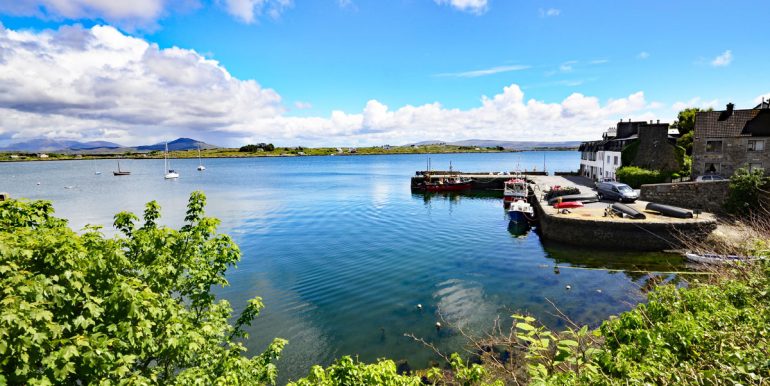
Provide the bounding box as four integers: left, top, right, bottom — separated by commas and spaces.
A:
748, 140, 765, 152
706, 140, 723, 153
749, 163, 764, 173
705, 163, 721, 174
614, 156, 618, 165
607, 155, 610, 163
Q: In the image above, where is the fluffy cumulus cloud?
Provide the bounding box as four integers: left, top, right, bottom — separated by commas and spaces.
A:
222, 0, 293, 23
434, 0, 488, 15
0, 0, 195, 30
0, 24, 660, 147
671, 97, 719, 112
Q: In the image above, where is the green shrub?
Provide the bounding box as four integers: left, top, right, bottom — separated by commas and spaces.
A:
726, 167, 768, 215
615, 166, 668, 188
0, 194, 286, 385
677, 131, 694, 156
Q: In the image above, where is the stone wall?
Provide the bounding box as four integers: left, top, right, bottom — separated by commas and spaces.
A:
640, 180, 730, 213
633, 124, 680, 173
532, 198, 717, 251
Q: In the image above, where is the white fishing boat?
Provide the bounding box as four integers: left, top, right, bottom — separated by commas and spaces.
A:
164, 142, 179, 179
507, 200, 534, 223
685, 252, 761, 265
503, 176, 527, 204
197, 144, 206, 171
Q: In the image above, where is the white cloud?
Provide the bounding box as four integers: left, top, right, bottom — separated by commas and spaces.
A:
0, 24, 661, 147
434, 0, 488, 15
671, 97, 719, 112
637, 51, 649, 59
0, 0, 196, 30
294, 101, 313, 110
710, 50, 732, 67
222, 0, 293, 23
754, 93, 770, 105
559, 60, 576, 73
337, 0, 355, 9
539, 8, 560, 17
435, 64, 530, 78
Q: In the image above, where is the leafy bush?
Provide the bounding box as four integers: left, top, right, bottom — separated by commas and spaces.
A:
0, 193, 286, 384
677, 131, 694, 156
615, 166, 668, 188
726, 167, 768, 215
288, 356, 421, 386
620, 139, 640, 167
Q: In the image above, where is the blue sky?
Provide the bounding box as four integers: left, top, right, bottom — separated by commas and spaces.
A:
0, 0, 769, 146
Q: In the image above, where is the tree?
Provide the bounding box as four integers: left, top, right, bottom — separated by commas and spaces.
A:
672, 107, 712, 136
0, 193, 286, 384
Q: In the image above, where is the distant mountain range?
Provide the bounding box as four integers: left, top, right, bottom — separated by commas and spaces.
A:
0, 139, 123, 152
137, 138, 218, 151
408, 139, 582, 150
1, 137, 218, 153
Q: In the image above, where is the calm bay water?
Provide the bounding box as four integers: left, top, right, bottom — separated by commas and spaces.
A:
0, 152, 685, 383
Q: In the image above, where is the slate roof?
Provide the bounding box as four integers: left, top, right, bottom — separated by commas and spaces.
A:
695, 108, 770, 138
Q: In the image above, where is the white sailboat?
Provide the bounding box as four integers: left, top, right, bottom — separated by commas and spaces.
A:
197, 144, 206, 171
164, 142, 179, 179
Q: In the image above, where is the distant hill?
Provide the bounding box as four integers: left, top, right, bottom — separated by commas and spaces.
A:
0, 139, 122, 152
137, 138, 218, 151
1, 137, 218, 153
406, 139, 581, 150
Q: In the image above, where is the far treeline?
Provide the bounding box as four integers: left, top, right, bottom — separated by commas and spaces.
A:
1, 144, 579, 162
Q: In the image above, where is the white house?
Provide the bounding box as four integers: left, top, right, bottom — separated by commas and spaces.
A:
579, 119, 675, 181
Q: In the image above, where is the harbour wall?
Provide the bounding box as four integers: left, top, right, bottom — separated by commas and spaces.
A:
531, 198, 717, 251
640, 181, 730, 214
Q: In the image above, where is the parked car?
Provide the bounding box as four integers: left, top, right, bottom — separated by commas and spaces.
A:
596, 181, 638, 202
594, 177, 616, 188
695, 174, 726, 181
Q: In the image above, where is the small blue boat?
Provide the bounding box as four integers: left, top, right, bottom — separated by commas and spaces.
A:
507, 200, 533, 223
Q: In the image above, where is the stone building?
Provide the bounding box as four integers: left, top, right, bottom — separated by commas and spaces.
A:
579, 119, 677, 180
692, 101, 770, 177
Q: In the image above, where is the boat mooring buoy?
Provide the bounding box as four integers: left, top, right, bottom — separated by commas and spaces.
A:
416, 304, 423, 310
596, 289, 602, 293
565, 285, 572, 290
435, 322, 442, 330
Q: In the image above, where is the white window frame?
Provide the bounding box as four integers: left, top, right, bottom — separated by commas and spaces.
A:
748, 139, 765, 152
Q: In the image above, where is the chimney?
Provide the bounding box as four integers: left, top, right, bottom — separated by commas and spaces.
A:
656, 119, 660, 124
726, 102, 735, 115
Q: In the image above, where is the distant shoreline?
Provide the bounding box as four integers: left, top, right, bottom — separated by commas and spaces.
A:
0, 146, 578, 162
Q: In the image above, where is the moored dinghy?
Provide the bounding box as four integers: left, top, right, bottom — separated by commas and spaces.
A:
685, 252, 761, 265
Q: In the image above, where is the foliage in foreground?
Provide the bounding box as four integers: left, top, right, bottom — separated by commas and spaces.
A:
3, 193, 770, 385
0, 193, 286, 384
